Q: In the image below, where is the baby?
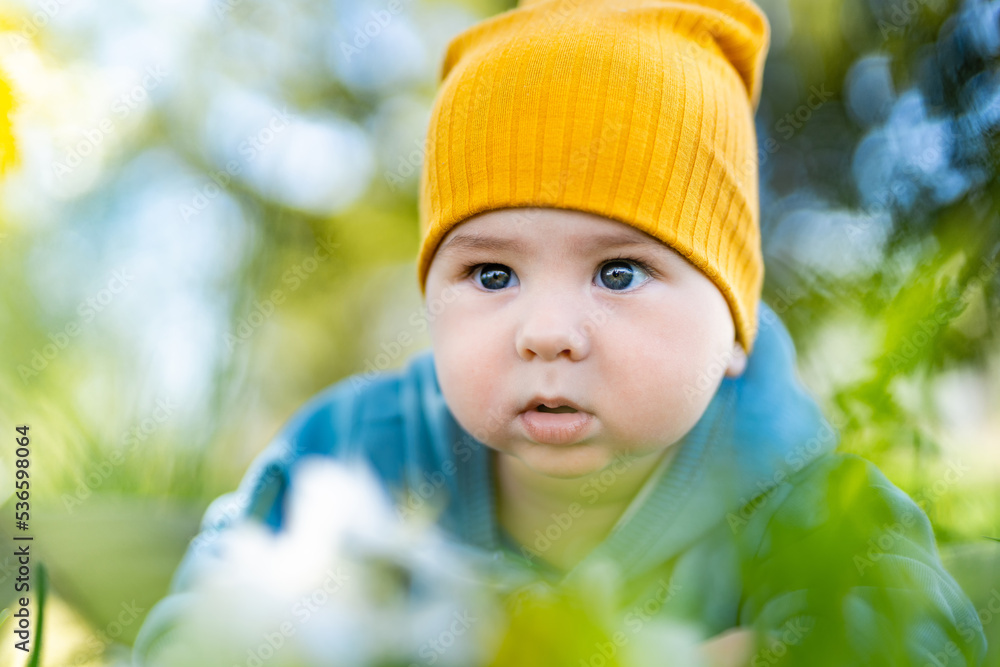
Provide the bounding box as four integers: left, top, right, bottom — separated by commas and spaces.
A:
134, 0, 987, 665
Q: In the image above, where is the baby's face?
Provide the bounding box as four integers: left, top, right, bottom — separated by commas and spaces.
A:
424, 207, 746, 479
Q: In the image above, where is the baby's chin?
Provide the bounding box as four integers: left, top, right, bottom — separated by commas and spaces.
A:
499, 439, 622, 480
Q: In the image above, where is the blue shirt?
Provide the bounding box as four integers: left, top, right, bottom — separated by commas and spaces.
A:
133, 303, 988, 666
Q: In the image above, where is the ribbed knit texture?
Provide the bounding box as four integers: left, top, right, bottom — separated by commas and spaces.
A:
417, 0, 770, 352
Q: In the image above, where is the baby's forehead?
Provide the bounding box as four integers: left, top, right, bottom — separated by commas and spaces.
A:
437, 207, 681, 259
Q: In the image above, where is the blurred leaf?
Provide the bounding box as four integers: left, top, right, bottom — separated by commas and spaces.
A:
489, 582, 623, 667
27, 562, 46, 667
31, 497, 201, 647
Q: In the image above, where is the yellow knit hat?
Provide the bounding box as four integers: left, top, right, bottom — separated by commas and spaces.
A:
416, 0, 770, 353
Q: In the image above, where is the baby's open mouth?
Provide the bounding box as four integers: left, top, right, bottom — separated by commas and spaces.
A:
520, 400, 593, 445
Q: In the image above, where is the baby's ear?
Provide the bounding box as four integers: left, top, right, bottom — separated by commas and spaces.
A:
724, 341, 748, 378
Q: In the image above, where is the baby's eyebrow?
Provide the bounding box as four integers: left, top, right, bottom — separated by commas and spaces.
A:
437, 231, 667, 258
438, 233, 526, 256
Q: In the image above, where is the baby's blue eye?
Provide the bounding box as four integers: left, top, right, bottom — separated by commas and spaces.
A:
597, 260, 651, 291
475, 263, 519, 290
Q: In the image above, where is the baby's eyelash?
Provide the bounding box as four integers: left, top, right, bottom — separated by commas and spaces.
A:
603, 254, 659, 279
458, 256, 659, 279
458, 261, 484, 278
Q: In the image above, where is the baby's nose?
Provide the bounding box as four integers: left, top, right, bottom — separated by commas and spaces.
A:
514, 299, 593, 362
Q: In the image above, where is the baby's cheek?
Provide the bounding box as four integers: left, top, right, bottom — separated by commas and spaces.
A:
613, 350, 715, 442
438, 346, 504, 440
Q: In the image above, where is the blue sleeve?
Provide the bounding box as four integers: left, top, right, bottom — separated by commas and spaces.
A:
738, 453, 988, 666
130, 380, 356, 665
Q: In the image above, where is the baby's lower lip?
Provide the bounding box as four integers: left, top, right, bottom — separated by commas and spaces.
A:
519, 409, 594, 445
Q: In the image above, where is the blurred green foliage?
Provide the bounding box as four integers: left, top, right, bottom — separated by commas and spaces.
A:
0, 0, 997, 664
